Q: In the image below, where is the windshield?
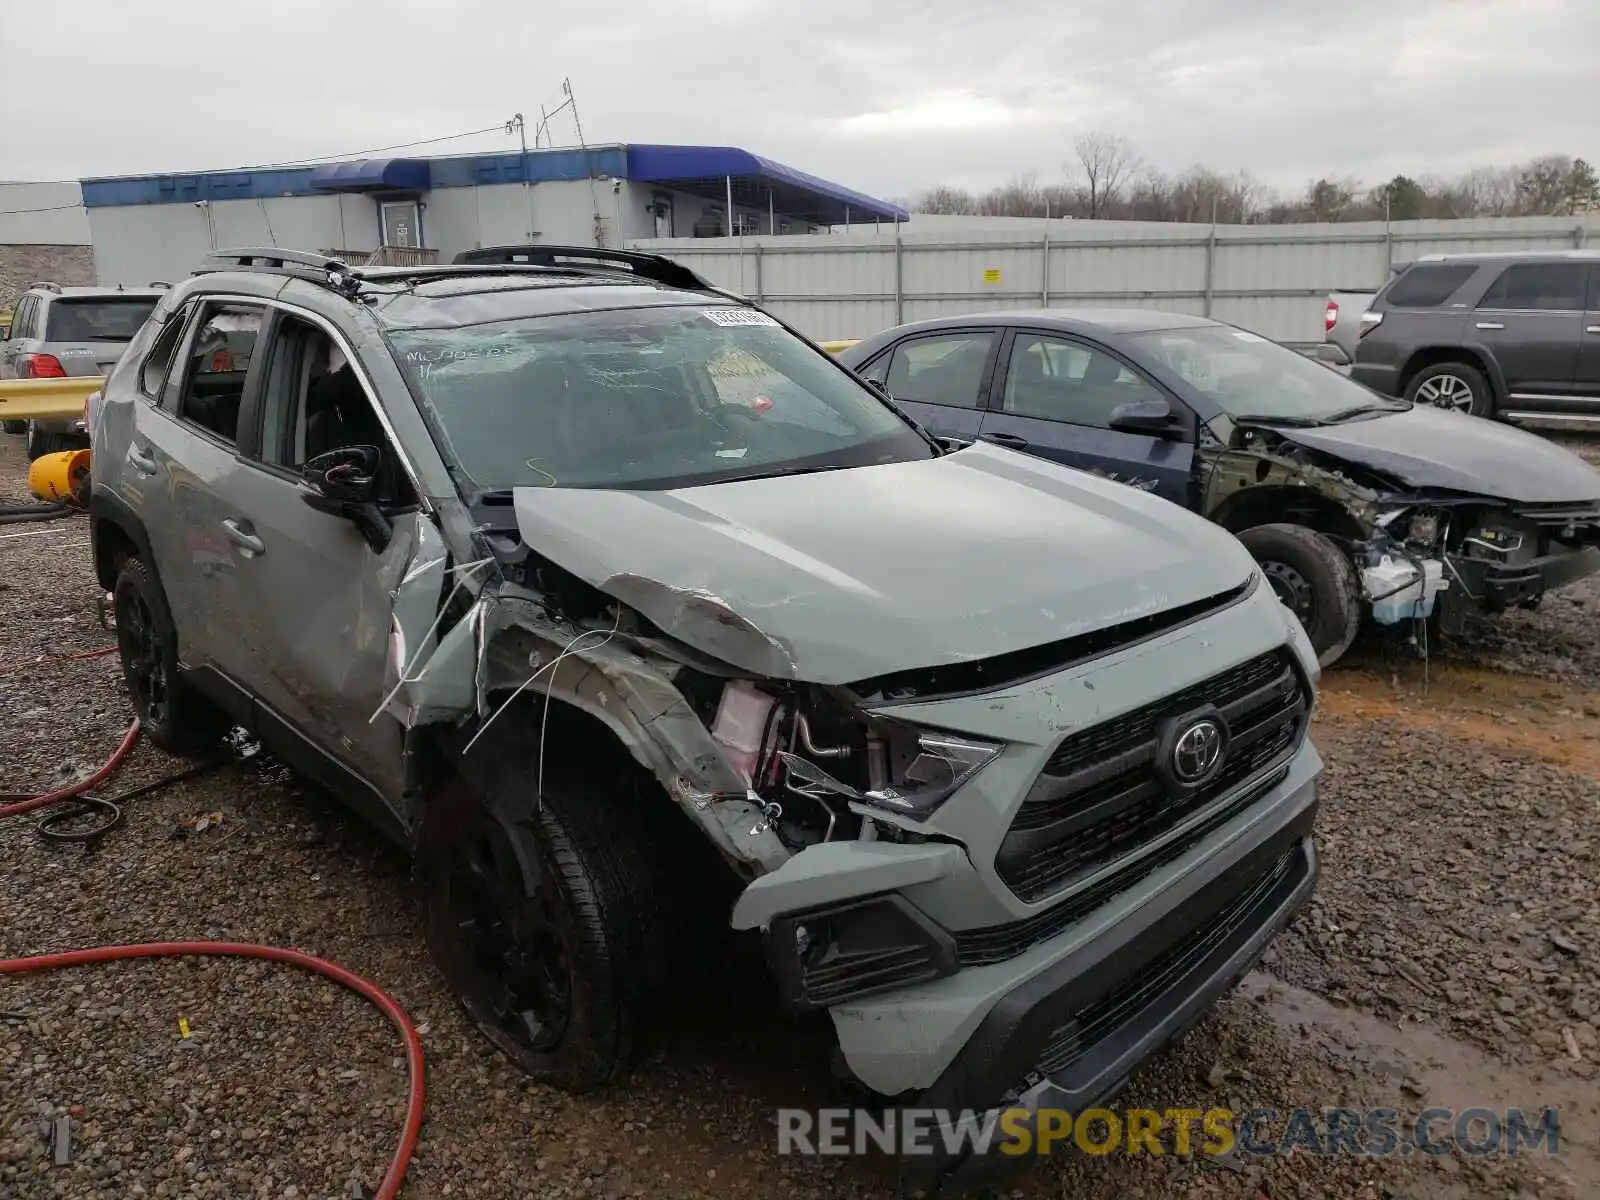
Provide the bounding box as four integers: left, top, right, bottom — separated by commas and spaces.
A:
44, 297, 159, 343
1125, 324, 1407, 422
388, 304, 935, 491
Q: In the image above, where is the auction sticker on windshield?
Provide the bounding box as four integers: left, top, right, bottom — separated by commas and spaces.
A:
702, 309, 779, 327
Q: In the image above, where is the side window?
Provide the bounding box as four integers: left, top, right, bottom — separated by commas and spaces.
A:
1383, 264, 1477, 308
1478, 264, 1589, 312
1590, 265, 1600, 312
13, 297, 37, 339
882, 332, 995, 408
173, 303, 265, 444
857, 353, 891, 386
254, 315, 414, 504
1002, 334, 1167, 429
139, 302, 195, 399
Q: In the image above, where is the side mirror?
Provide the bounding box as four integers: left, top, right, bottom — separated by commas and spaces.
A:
299, 444, 392, 551
1108, 399, 1183, 439
302, 444, 380, 504
862, 376, 892, 400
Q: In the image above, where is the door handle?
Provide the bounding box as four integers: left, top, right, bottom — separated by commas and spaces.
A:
1586, 326, 1600, 335
126, 445, 158, 475
221, 518, 265, 557
1475, 321, 1505, 330
981, 432, 1031, 450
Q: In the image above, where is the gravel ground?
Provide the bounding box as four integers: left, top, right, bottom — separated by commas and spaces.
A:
2, 430, 1597, 1199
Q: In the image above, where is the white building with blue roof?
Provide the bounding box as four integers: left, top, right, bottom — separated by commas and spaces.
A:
79, 144, 907, 285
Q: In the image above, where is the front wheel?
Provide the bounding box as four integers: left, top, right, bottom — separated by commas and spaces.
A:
1239, 523, 1362, 667
1404, 362, 1491, 417
418, 755, 666, 1093
112, 556, 231, 754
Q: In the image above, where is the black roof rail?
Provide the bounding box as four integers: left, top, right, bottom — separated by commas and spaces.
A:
194, 247, 362, 297
451, 244, 714, 291
190, 244, 728, 305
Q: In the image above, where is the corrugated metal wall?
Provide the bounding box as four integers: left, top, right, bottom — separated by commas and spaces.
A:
630, 215, 1600, 344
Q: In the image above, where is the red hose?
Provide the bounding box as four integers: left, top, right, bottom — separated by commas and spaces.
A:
0, 717, 141, 817
0, 719, 427, 1198
0, 644, 117, 678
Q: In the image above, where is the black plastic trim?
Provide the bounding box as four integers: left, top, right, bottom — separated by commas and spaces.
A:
766, 894, 959, 1012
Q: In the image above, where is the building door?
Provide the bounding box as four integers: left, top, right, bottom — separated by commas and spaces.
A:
380, 200, 421, 248
652, 193, 673, 238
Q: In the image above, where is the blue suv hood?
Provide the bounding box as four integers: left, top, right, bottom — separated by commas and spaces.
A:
511, 442, 1258, 685
1268, 405, 1600, 503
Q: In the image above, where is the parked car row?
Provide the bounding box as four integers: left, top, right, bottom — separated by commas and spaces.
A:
87, 244, 1322, 1193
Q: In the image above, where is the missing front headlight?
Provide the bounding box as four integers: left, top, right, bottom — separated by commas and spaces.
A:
862, 727, 1003, 819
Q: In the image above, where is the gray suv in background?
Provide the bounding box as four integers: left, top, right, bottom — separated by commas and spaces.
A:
89, 246, 1321, 1192
1351, 250, 1600, 423
1, 283, 166, 456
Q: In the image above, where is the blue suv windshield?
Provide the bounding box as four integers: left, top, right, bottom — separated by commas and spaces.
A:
388, 304, 934, 491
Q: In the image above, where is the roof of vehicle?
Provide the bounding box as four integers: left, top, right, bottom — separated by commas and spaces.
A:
1409, 249, 1600, 264
26, 284, 169, 299
859, 308, 1220, 341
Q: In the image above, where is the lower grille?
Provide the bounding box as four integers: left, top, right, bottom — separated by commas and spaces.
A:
956, 767, 1287, 968
996, 648, 1308, 903
1034, 846, 1298, 1077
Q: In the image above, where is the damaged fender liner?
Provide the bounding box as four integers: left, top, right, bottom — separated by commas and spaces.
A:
844, 574, 1258, 703
387, 554, 792, 877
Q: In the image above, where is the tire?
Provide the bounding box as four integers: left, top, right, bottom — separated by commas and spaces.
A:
1404, 362, 1491, 417
112, 556, 231, 755
25, 421, 71, 461
2, 419, 25, 435
1239, 523, 1362, 668
418, 741, 667, 1093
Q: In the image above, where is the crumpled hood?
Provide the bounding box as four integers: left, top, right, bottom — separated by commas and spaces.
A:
1268, 406, 1600, 503
511, 442, 1257, 684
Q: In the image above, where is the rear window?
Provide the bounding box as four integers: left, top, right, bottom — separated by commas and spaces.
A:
1382, 264, 1478, 308
44, 297, 159, 343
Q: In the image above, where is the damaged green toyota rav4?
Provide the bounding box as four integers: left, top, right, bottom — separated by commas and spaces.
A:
90, 247, 1321, 1192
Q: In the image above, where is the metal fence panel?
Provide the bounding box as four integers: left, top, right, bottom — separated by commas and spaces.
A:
631, 216, 1599, 344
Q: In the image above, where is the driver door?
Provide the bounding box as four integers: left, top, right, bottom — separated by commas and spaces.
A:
978, 330, 1197, 508
221, 311, 423, 819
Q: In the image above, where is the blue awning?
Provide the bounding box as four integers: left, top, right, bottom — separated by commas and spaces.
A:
625, 145, 906, 225
309, 157, 431, 194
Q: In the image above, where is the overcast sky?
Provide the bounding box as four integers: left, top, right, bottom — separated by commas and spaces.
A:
2, 0, 1594, 203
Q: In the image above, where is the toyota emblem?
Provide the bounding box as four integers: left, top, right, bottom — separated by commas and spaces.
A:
1172, 718, 1224, 784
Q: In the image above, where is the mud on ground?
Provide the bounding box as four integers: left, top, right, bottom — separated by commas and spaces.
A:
1, 432, 1597, 1199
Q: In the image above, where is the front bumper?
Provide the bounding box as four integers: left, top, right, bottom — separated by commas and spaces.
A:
922, 830, 1315, 1192
895, 768, 1317, 1193
1448, 545, 1600, 612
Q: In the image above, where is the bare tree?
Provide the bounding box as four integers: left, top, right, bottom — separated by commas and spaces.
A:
1070, 132, 1139, 219
906, 147, 1596, 223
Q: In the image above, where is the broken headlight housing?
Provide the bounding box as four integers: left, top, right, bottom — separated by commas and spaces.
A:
1376, 506, 1444, 550
1406, 512, 1440, 546
866, 727, 1004, 819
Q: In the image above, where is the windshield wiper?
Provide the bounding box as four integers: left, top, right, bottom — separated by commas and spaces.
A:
1229, 413, 1328, 427
1317, 403, 1405, 423
716, 463, 853, 483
